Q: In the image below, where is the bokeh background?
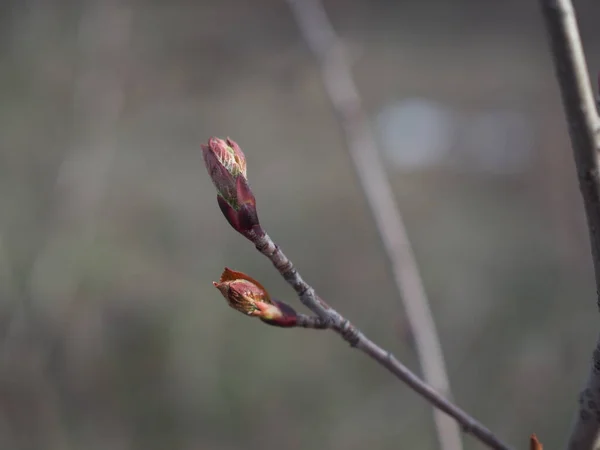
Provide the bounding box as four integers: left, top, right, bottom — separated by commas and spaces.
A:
1, 0, 600, 449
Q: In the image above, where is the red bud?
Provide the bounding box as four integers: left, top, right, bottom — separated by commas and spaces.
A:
212, 268, 298, 327
202, 137, 262, 238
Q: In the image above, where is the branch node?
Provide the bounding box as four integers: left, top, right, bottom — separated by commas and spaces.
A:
339, 319, 360, 347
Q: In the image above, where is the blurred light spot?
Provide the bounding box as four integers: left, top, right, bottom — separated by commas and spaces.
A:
377, 99, 535, 175
376, 98, 454, 169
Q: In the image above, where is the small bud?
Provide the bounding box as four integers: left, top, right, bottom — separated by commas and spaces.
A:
202, 137, 263, 238
529, 434, 542, 450
212, 268, 297, 327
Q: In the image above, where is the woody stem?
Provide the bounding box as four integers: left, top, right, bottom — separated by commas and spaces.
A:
248, 230, 512, 450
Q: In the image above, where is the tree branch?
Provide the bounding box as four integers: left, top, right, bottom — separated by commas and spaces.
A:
294, 312, 330, 329
538, 1, 600, 449
284, 1, 461, 449
248, 231, 512, 450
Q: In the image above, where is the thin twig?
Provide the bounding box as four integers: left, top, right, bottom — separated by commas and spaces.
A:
248, 231, 512, 450
538, 1, 600, 449
284, 1, 462, 449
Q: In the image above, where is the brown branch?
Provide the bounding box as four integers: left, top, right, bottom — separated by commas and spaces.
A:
203, 141, 510, 447
284, 1, 462, 449
202, 12, 511, 450
538, 1, 600, 449
294, 313, 330, 329
248, 231, 512, 450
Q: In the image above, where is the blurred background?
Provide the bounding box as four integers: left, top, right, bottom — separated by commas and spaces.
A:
1, 0, 600, 448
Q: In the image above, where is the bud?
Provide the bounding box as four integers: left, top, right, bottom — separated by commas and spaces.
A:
201, 137, 263, 238
529, 434, 543, 450
202, 137, 246, 204
212, 268, 297, 327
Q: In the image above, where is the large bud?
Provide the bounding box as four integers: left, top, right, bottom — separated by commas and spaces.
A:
201, 137, 262, 238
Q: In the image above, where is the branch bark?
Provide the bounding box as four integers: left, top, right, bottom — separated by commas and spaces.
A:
284, 1, 461, 449
538, 1, 600, 449
247, 231, 512, 450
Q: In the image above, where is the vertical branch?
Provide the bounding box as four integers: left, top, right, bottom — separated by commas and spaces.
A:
538, 1, 600, 449
285, 1, 462, 450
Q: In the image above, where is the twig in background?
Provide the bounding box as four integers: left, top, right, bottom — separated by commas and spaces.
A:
597, 73, 600, 111
202, 137, 513, 450
284, 1, 461, 449
538, 0, 600, 449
